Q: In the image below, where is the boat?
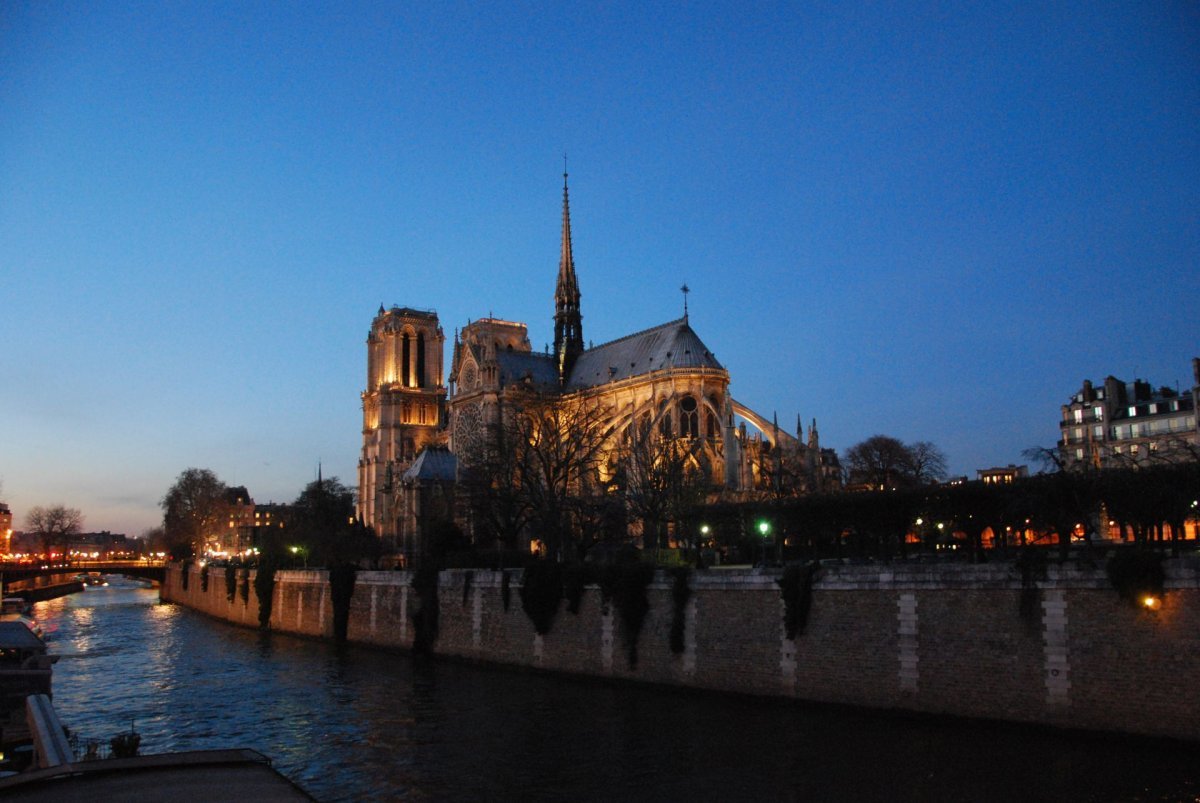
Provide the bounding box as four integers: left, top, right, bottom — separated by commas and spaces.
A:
73, 574, 109, 587
0, 600, 41, 639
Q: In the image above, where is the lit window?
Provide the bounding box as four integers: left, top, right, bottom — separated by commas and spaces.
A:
1073, 410, 1083, 423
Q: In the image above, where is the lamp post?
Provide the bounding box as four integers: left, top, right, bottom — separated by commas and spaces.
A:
757, 520, 771, 567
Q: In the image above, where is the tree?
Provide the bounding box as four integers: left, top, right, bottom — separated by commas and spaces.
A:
458, 408, 534, 554
26, 505, 83, 560
617, 419, 709, 552
513, 391, 615, 561
906, 441, 948, 485
161, 468, 229, 559
288, 476, 378, 567
843, 435, 949, 490
844, 436, 909, 489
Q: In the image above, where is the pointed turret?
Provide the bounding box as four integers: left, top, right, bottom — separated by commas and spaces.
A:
553, 170, 584, 384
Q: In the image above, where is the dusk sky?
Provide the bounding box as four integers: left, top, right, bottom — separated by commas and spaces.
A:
2, 3, 1197, 538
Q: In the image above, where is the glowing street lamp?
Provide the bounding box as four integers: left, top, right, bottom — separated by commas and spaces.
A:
757, 520, 773, 566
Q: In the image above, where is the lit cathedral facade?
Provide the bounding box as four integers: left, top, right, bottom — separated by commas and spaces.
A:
359, 175, 839, 555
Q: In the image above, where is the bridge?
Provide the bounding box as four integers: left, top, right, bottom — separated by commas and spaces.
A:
1, 560, 167, 587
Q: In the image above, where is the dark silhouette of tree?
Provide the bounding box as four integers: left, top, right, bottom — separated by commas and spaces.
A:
616, 418, 709, 552
26, 504, 83, 560
288, 476, 378, 567
844, 435, 947, 490
161, 468, 229, 559
458, 405, 534, 554
508, 390, 615, 561
907, 441, 948, 485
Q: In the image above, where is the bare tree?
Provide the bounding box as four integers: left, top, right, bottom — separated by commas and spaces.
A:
513, 391, 615, 561
26, 504, 83, 560
617, 419, 709, 551
844, 435, 913, 489
161, 468, 229, 559
458, 406, 534, 554
844, 435, 950, 489
905, 441, 948, 485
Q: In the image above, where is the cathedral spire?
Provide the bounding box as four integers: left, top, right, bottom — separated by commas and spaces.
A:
553, 167, 584, 384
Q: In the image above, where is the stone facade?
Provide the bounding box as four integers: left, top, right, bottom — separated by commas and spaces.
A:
358, 307, 447, 546
163, 561, 1200, 742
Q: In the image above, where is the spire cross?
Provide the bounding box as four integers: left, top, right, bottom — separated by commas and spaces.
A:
681, 283, 690, 318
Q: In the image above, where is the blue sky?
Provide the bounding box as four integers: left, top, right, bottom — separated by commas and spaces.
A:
2, 2, 1197, 537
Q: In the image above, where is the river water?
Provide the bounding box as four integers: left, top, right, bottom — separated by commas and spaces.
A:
31, 578, 1198, 802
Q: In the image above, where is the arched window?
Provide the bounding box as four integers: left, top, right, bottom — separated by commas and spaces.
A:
680, 396, 699, 438
416, 331, 426, 388
706, 411, 718, 438
401, 333, 412, 387
660, 411, 673, 438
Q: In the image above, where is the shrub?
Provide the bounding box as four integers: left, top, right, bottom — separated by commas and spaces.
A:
607, 560, 655, 669
1014, 548, 1047, 631
410, 565, 440, 654
199, 564, 209, 592
239, 570, 250, 605
563, 564, 596, 615
329, 563, 357, 642
462, 571, 474, 607
254, 563, 277, 629
1106, 549, 1166, 609
501, 571, 512, 611
669, 568, 692, 654
777, 563, 818, 640
225, 564, 237, 602
520, 560, 563, 635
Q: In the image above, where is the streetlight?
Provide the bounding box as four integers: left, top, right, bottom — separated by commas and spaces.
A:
757, 520, 772, 567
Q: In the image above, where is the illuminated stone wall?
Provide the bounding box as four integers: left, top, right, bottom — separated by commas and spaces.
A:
162, 561, 1200, 741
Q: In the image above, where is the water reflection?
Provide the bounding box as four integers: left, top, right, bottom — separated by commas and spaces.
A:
32, 580, 1200, 802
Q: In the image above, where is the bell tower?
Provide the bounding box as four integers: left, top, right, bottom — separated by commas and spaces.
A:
358, 305, 446, 546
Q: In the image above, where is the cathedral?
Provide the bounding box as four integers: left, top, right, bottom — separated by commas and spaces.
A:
358, 174, 839, 558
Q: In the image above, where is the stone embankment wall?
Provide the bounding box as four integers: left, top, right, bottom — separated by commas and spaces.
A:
161, 561, 1200, 741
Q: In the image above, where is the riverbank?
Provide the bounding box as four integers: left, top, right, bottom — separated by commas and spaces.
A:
162, 560, 1200, 743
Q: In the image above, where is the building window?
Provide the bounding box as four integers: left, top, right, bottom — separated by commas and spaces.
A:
402, 333, 412, 388
660, 412, 673, 438
706, 411, 718, 438
1094, 406, 1104, 420
1073, 409, 1084, 423
680, 396, 699, 438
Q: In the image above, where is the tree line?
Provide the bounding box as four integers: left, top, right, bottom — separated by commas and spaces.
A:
155, 467, 377, 567
694, 460, 1199, 564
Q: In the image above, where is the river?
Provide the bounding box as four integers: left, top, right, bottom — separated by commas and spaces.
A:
31, 578, 1198, 801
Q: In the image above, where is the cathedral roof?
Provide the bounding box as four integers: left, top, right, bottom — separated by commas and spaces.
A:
401, 446, 457, 483
495, 351, 560, 390
565, 318, 725, 390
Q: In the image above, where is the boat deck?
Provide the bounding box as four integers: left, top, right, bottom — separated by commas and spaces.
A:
0, 748, 313, 801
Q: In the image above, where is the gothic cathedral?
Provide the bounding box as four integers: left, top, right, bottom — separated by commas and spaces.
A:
359, 174, 839, 555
